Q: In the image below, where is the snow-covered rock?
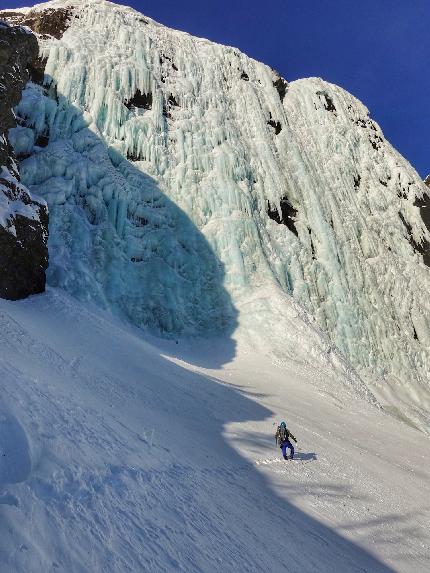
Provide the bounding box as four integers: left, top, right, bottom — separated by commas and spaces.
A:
0, 20, 48, 300
1, 0, 430, 429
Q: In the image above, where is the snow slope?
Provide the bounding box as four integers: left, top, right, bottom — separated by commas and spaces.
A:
0, 289, 429, 572
2, 0, 430, 431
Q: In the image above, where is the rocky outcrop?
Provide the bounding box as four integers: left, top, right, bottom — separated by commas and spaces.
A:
0, 7, 72, 40
0, 22, 38, 158
417, 176, 430, 265
0, 21, 48, 300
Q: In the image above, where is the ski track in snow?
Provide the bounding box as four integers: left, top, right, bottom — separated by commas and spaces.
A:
0, 289, 428, 572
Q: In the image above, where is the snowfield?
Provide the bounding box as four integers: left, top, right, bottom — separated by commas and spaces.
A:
0, 289, 429, 572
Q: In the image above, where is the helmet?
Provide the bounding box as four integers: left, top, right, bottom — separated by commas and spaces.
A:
280, 421, 286, 428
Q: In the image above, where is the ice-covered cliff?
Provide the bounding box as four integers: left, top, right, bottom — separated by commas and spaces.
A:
1, 0, 430, 429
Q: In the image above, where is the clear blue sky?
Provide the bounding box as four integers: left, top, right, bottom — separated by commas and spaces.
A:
2, 0, 429, 177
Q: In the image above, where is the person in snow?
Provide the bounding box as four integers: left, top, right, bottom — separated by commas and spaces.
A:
275, 421, 297, 460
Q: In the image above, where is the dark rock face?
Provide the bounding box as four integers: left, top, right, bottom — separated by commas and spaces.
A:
162, 93, 179, 119
267, 197, 298, 236
0, 22, 38, 158
28, 54, 47, 85
317, 91, 337, 114
351, 110, 384, 151
0, 8, 72, 40
272, 71, 288, 102
399, 206, 430, 267
415, 181, 430, 266
124, 89, 152, 110
0, 21, 48, 300
0, 166, 48, 299
267, 112, 282, 135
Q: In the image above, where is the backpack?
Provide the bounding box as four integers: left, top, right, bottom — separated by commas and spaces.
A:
277, 425, 289, 443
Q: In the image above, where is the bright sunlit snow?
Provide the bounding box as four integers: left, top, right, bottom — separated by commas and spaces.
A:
0, 288, 429, 572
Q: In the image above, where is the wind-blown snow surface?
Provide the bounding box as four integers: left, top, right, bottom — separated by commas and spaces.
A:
0, 289, 429, 572
4, 0, 430, 430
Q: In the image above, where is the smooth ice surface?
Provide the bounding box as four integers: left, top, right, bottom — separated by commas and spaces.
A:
6, 0, 430, 429
0, 288, 428, 572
